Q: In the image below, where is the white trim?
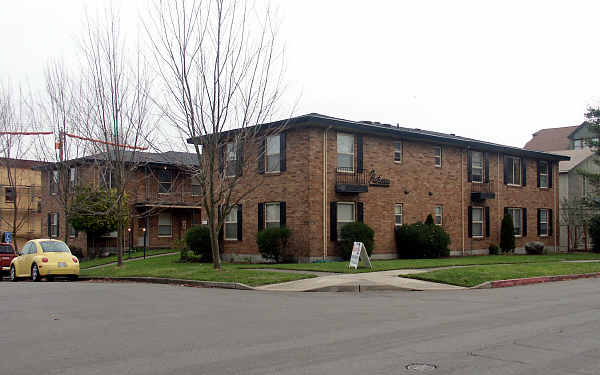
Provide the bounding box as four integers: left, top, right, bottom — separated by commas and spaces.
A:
434, 146, 442, 168
224, 206, 238, 240
336, 133, 354, 171
394, 203, 403, 228
265, 135, 281, 173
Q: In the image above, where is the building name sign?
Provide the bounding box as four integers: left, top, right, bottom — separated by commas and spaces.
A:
369, 169, 390, 187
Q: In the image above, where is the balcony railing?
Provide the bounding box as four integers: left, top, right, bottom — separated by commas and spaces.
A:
335, 168, 368, 193
471, 180, 495, 201
134, 188, 202, 207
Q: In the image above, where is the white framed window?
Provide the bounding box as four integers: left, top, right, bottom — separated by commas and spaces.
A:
69, 167, 77, 191
394, 204, 403, 227
226, 143, 237, 177
394, 142, 403, 163
224, 207, 238, 240
435, 205, 443, 225
539, 161, 549, 188
158, 169, 172, 194
266, 135, 280, 173
336, 202, 355, 239
50, 213, 59, 238
539, 209, 549, 237
191, 177, 201, 196
50, 170, 59, 194
158, 213, 172, 236
506, 156, 522, 186
471, 207, 483, 238
471, 151, 483, 183
434, 146, 442, 167
265, 202, 281, 228
507, 207, 522, 236
337, 133, 354, 172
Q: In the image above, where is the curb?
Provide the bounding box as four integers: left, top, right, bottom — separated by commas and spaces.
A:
472, 272, 600, 289
79, 276, 255, 290
304, 284, 418, 292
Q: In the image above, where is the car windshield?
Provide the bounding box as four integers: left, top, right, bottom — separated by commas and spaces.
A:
0, 244, 13, 254
40, 241, 71, 253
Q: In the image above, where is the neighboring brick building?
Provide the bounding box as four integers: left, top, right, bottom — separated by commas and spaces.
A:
192, 113, 569, 262
38, 152, 201, 257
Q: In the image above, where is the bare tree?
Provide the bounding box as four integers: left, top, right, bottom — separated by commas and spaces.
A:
75, 8, 155, 266
0, 83, 39, 249
147, 0, 286, 269
560, 197, 597, 251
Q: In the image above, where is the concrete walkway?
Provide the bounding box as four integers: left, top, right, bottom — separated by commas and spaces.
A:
255, 268, 466, 292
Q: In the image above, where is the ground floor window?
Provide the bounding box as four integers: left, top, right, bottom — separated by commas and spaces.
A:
507, 208, 522, 236
265, 202, 281, 228
394, 204, 403, 227
435, 205, 443, 225
158, 213, 172, 236
225, 206, 238, 240
49, 213, 58, 238
471, 207, 483, 237
336, 202, 355, 239
538, 209, 549, 236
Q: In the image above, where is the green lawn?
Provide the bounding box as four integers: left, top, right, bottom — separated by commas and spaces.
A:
409, 262, 600, 287
80, 249, 176, 269
80, 254, 316, 286
241, 253, 600, 273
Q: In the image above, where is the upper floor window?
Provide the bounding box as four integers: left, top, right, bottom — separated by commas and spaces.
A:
471, 151, 483, 182
337, 133, 354, 171
574, 139, 584, 149
394, 204, 403, 227
226, 143, 237, 177
100, 168, 114, 190
4, 187, 15, 203
191, 176, 201, 196
394, 142, 403, 163
266, 135, 281, 173
505, 156, 522, 186
435, 205, 443, 225
69, 167, 77, 191
50, 170, 59, 194
434, 146, 442, 167
539, 161, 548, 188
158, 169, 172, 194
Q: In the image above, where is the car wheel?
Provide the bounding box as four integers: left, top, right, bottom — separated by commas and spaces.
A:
68, 275, 79, 281
31, 264, 41, 282
10, 265, 18, 282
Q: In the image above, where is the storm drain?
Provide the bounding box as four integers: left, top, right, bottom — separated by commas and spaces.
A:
406, 363, 437, 371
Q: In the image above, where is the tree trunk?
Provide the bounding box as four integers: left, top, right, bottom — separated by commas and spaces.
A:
209, 219, 222, 270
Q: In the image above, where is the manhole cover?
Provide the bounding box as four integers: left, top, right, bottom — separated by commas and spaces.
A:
406, 363, 437, 371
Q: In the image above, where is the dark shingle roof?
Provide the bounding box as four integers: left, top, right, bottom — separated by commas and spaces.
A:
35, 151, 199, 170
524, 126, 577, 151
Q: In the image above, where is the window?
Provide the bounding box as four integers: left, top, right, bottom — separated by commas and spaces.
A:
539, 209, 549, 236
471, 151, 483, 182
266, 135, 280, 173
434, 146, 442, 167
158, 213, 172, 236
50, 170, 59, 194
336, 202, 355, 238
435, 205, 443, 225
574, 139, 584, 149
471, 207, 483, 237
539, 161, 548, 188
4, 187, 15, 203
506, 156, 522, 186
69, 167, 77, 191
394, 142, 403, 163
226, 143, 236, 177
49, 213, 58, 238
191, 177, 201, 196
507, 208, 522, 236
100, 168, 114, 190
394, 204, 403, 227
337, 133, 354, 171
224, 207, 238, 240
265, 203, 281, 228
158, 169, 172, 194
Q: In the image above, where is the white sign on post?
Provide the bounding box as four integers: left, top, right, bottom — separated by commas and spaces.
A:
349, 242, 372, 269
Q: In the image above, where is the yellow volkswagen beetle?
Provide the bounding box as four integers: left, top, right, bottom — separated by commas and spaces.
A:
10, 239, 79, 281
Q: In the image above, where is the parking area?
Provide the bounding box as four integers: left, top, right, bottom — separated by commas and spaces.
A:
2, 279, 600, 375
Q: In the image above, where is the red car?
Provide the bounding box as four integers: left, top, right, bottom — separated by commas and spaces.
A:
0, 243, 17, 276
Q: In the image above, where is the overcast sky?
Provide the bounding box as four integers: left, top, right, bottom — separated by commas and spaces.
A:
2, 0, 599, 148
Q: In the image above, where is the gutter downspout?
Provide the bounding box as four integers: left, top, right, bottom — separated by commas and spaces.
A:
323, 126, 332, 260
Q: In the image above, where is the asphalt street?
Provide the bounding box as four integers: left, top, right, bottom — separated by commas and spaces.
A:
1, 279, 600, 375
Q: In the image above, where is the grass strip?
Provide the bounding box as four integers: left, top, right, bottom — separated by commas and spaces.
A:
408, 262, 600, 287
81, 254, 316, 287
80, 249, 176, 269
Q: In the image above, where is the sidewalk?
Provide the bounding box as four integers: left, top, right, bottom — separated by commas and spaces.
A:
254, 268, 466, 292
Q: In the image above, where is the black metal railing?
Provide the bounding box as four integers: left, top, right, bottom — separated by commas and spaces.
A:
335, 168, 367, 186
471, 180, 494, 194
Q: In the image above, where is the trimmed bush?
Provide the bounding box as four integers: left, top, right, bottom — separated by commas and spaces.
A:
500, 214, 516, 253
425, 214, 435, 225
488, 243, 499, 255
525, 241, 545, 255
338, 222, 375, 260
589, 215, 600, 253
184, 225, 213, 262
395, 222, 451, 259
257, 227, 291, 263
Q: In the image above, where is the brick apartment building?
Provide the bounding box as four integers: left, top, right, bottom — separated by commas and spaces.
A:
191, 113, 569, 262
38, 152, 201, 257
